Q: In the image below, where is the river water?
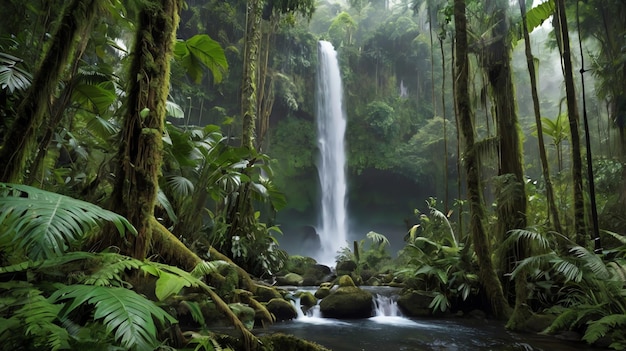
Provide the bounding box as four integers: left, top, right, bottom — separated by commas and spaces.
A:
255, 287, 599, 351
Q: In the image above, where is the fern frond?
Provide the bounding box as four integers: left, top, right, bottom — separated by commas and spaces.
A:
583, 314, 626, 344
509, 252, 556, 279
607, 261, 626, 282
82, 253, 144, 287
0, 251, 96, 274
545, 308, 579, 334
13, 293, 69, 350
191, 260, 229, 278
180, 300, 206, 326
366, 231, 391, 248
50, 284, 177, 351
0, 183, 136, 259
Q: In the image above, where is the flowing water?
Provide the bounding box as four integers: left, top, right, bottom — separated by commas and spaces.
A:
315, 40, 348, 265
259, 287, 597, 351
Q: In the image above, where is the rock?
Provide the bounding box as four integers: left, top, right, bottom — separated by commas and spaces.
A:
302, 264, 333, 285
283, 255, 318, 275
397, 290, 434, 317
319, 275, 373, 318
266, 298, 298, 321
276, 273, 304, 286
365, 276, 381, 286
255, 285, 282, 302
336, 260, 357, 275
314, 282, 334, 299
296, 291, 318, 310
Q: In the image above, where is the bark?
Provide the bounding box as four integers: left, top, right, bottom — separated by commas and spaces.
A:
0, 0, 102, 183
519, 0, 561, 234
555, 0, 586, 245
104, 0, 182, 260
241, 0, 263, 151
454, 0, 509, 319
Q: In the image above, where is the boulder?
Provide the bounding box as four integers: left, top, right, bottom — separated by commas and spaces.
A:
319, 275, 373, 318
314, 282, 333, 299
276, 273, 304, 286
283, 255, 318, 275
266, 298, 298, 321
296, 291, 318, 310
336, 260, 357, 275
397, 290, 434, 317
255, 285, 282, 302
302, 264, 333, 285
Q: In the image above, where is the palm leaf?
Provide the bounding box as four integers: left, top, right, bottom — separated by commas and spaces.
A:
503, 228, 553, 252
0, 183, 136, 259
569, 246, 610, 280
50, 285, 176, 351
0, 52, 32, 93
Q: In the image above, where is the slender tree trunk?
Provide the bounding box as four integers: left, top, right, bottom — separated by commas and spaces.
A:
241, 0, 263, 151
519, 0, 561, 234
440, 36, 449, 212
0, 0, 102, 183
454, 0, 509, 319
555, 0, 586, 245
576, 1, 601, 253
106, 0, 182, 260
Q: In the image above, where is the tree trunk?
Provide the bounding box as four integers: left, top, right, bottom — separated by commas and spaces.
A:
454, 0, 509, 319
241, 0, 263, 151
519, 0, 562, 234
105, 0, 181, 260
555, 0, 586, 246
0, 0, 102, 183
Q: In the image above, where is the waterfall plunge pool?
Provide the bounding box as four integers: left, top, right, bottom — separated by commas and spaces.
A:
253, 286, 599, 351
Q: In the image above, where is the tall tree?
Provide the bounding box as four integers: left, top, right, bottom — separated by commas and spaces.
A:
518, 0, 562, 233
453, 0, 509, 319
555, 0, 586, 245
0, 0, 104, 183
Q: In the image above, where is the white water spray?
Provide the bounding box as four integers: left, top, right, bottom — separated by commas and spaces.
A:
315, 40, 348, 265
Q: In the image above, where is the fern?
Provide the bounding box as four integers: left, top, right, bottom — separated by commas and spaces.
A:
81, 253, 144, 287
191, 260, 229, 278
583, 314, 626, 344
50, 284, 177, 351
570, 246, 610, 280
0, 183, 136, 259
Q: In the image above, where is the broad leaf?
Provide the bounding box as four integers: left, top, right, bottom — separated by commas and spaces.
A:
72, 81, 117, 114
174, 34, 228, 84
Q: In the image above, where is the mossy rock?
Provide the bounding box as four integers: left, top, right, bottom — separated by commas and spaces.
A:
260, 333, 331, 351
296, 291, 318, 309
336, 260, 357, 274
319, 277, 373, 318
266, 298, 298, 321
255, 285, 283, 302
302, 264, 333, 285
397, 290, 434, 317
275, 273, 304, 286
283, 255, 318, 275
314, 286, 331, 299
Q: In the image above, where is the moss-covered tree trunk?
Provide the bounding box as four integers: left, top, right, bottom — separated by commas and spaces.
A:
0, 0, 102, 183
106, 0, 181, 260
555, 0, 586, 246
454, 0, 509, 319
479, 0, 527, 323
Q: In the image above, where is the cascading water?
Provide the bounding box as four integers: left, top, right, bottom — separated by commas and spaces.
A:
315, 40, 348, 265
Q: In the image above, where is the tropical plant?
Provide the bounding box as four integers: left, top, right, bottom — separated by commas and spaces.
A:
0, 182, 258, 350
507, 228, 626, 349
396, 199, 476, 313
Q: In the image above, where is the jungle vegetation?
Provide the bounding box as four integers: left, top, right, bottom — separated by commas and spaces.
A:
0, 0, 625, 350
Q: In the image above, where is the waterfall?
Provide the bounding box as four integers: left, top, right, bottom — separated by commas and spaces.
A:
372, 294, 403, 317
315, 40, 348, 265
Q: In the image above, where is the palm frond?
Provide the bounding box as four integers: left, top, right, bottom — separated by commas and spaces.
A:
569, 246, 610, 280
0, 251, 95, 274
553, 258, 583, 283
509, 252, 556, 279
366, 231, 390, 248
191, 260, 229, 278
0, 183, 136, 260
503, 228, 553, 253
51, 284, 176, 351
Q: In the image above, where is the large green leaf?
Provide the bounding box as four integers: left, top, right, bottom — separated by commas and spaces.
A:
51, 285, 177, 351
174, 34, 228, 84
0, 183, 136, 259
72, 81, 117, 114
0, 52, 32, 93
526, 0, 555, 33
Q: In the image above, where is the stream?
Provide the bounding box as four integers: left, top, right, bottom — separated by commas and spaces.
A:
255, 287, 599, 351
